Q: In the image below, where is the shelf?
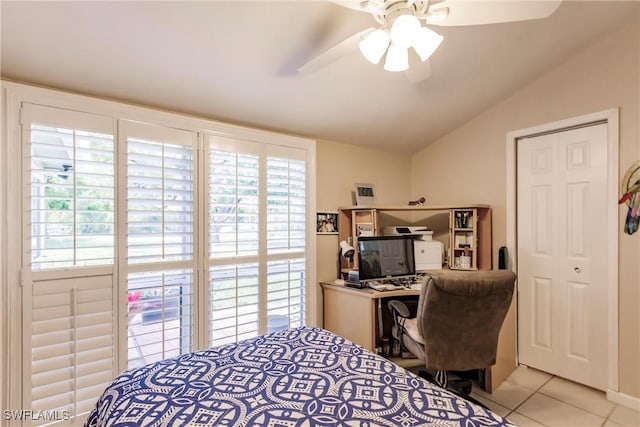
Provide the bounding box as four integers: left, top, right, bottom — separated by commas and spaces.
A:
338, 204, 492, 272
339, 204, 490, 212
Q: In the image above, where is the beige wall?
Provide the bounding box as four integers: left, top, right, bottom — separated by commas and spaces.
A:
410, 17, 640, 398
314, 139, 412, 323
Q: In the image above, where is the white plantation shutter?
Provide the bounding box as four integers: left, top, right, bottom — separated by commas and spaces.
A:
267, 259, 305, 330
127, 269, 193, 368
209, 263, 260, 347
16, 95, 312, 423
127, 137, 194, 264
27, 105, 115, 270
265, 156, 306, 329
26, 275, 114, 424
22, 104, 116, 424
122, 121, 196, 369
207, 136, 307, 341
208, 149, 259, 258
267, 157, 306, 254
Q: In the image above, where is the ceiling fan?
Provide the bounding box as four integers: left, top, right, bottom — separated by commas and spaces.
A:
298, 0, 562, 80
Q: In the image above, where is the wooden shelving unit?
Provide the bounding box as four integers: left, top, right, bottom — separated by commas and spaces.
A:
337, 204, 492, 272
449, 208, 478, 270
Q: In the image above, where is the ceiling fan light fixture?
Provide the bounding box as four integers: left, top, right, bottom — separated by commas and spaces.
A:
359, 29, 391, 64
383, 43, 409, 72
389, 14, 421, 49
412, 26, 443, 61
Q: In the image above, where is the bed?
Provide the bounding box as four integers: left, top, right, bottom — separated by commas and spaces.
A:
85, 326, 515, 426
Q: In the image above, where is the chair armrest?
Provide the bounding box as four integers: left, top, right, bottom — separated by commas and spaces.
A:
388, 300, 411, 319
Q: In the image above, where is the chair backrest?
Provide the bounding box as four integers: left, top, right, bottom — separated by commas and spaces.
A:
417, 270, 516, 371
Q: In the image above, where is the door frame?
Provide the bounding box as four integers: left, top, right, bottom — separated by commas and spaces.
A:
505, 108, 619, 393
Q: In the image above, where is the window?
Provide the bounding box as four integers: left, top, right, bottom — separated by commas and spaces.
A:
127, 137, 194, 264
266, 157, 306, 330
22, 104, 116, 422
209, 263, 260, 346
29, 113, 114, 270
207, 138, 307, 347
122, 121, 196, 368
208, 150, 259, 258
127, 269, 193, 369
266, 156, 306, 253
13, 88, 314, 424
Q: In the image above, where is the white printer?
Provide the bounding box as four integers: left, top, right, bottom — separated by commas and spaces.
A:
383, 226, 432, 236
383, 226, 443, 271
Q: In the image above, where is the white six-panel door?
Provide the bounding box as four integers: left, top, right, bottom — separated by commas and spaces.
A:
517, 123, 608, 390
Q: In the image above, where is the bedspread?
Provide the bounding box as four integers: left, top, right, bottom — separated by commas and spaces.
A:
85, 326, 514, 426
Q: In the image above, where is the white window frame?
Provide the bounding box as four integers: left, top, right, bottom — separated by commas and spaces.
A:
1, 80, 317, 418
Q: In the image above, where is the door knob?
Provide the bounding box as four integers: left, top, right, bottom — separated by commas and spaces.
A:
574, 267, 581, 273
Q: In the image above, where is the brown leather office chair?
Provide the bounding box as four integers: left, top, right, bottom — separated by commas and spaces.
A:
388, 270, 516, 398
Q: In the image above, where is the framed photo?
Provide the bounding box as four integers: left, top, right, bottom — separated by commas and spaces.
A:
354, 183, 376, 206
316, 211, 339, 234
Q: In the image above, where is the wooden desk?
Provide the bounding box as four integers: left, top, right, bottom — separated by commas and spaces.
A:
320, 281, 419, 353
320, 280, 513, 393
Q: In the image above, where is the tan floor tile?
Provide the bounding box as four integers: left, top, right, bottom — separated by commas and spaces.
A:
469, 393, 511, 417
608, 404, 640, 426
473, 379, 536, 409
508, 412, 547, 427
517, 393, 605, 427
508, 365, 553, 391
538, 376, 613, 417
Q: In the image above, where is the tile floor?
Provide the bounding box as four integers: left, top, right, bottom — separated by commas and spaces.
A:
469, 366, 640, 426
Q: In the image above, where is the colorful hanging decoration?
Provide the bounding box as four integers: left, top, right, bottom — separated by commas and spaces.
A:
619, 161, 640, 235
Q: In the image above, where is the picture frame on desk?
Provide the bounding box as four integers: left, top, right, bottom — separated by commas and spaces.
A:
316, 211, 338, 234
354, 183, 376, 206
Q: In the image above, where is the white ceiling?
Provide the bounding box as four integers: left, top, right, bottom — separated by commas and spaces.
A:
1, 1, 637, 154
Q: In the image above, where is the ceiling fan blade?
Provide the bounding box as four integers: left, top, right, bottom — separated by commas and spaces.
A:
298, 27, 375, 73
328, 0, 383, 13
426, 0, 562, 26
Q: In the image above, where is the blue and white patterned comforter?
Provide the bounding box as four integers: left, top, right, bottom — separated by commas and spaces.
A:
85, 326, 515, 426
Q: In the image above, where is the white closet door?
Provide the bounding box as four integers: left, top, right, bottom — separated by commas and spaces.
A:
517, 123, 608, 390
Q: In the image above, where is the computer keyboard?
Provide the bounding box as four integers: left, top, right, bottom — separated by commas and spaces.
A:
367, 281, 400, 291
366, 276, 423, 291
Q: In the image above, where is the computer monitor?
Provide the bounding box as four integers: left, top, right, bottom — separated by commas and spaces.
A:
357, 235, 416, 281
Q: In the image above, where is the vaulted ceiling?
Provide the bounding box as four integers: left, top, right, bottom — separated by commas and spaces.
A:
2, 1, 637, 153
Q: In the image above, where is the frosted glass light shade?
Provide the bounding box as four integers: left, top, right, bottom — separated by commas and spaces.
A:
412, 27, 443, 61
384, 43, 409, 72
359, 29, 391, 64
390, 14, 421, 49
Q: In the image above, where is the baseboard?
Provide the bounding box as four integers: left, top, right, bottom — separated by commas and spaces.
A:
607, 389, 640, 411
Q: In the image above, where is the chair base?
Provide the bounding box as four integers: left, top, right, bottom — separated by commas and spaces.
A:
448, 378, 472, 396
